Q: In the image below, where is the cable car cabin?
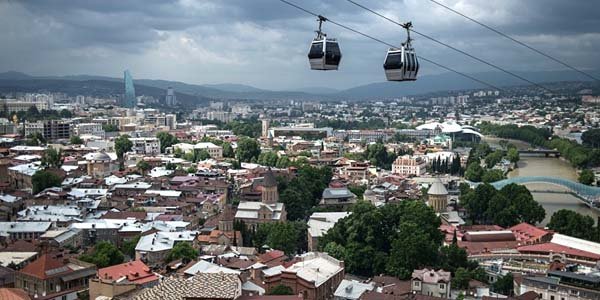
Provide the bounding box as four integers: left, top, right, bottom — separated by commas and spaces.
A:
308, 38, 342, 70
383, 46, 419, 81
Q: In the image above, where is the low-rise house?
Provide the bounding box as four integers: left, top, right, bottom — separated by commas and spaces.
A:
392, 155, 427, 176
39, 228, 84, 249
0, 252, 38, 269
0, 222, 52, 242
135, 231, 197, 266
319, 188, 357, 209
89, 260, 159, 300
263, 252, 345, 300
411, 269, 451, 298
15, 253, 96, 300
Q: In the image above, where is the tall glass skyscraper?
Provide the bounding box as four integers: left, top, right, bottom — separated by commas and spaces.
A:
123, 70, 136, 108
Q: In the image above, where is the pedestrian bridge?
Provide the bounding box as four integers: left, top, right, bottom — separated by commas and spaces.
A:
490, 176, 600, 199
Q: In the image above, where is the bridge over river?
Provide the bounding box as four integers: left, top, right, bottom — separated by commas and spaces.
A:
470, 176, 600, 206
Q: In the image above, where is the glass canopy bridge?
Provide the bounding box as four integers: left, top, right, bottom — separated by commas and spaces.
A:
488, 176, 600, 205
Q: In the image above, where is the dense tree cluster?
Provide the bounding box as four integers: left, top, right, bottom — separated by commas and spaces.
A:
251, 221, 307, 255
480, 123, 600, 168
165, 242, 198, 263
582, 129, 600, 148
156, 131, 179, 153
278, 165, 332, 221
70, 135, 84, 145
41, 147, 62, 168
236, 137, 261, 163
431, 153, 463, 175
460, 183, 545, 227
79, 241, 124, 268
26, 132, 46, 146
223, 119, 262, 138
32, 170, 63, 194
464, 143, 508, 183
319, 201, 478, 279
102, 124, 119, 132
578, 169, 596, 185
547, 209, 599, 241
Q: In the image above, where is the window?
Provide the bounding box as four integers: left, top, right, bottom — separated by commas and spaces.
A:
550, 296, 554, 300
439, 284, 445, 289
414, 281, 420, 287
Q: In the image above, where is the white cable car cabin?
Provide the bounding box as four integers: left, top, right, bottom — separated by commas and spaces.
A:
384, 46, 419, 81
383, 22, 419, 81
307, 16, 342, 71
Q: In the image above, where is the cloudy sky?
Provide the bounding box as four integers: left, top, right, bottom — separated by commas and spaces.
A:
1, 0, 598, 90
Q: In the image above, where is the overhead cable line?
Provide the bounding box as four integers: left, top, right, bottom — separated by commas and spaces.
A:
277, 0, 505, 92
427, 0, 599, 82
345, 0, 553, 93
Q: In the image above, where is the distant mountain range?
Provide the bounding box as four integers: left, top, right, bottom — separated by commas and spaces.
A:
0, 69, 598, 103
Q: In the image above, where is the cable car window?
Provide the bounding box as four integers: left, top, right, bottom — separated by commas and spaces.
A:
384, 52, 402, 69
405, 52, 411, 72
415, 56, 420, 73
410, 53, 416, 72
308, 42, 324, 59
325, 42, 341, 65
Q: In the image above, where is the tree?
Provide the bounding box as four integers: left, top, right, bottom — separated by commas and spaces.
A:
223, 142, 235, 158
268, 285, 294, 295
253, 222, 307, 255
70, 135, 84, 145
26, 132, 46, 146
236, 137, 261, 163
257, 151, 279, 167
452, 268, 472, 290
79, 241, 124, 268
41, 147, 62, 168
32, 170, 63, 193
103, 124, 119, 132
115, 135, 133, 169
136, 160, 152, 175
484, 150, 504, 168
481, 169, 505, 183
165, 242, 198, 263
579, 169, 595, 186
464, 163, 484, 182
461, 183, 544, 226
120, 236, 140, 258
365, 143, 396, 170
548, 209, 596, 241
507, 148, 520, 164
492, 273, 514, 296
196, 149, 211, 161
156, 132, 179, 153
319, 201, 443, 278
582, 129, 600, 148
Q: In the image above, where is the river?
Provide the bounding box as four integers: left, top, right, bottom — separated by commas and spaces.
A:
483, 137, 599, 225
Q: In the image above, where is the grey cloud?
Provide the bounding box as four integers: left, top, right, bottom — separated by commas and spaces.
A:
0, 0, 599, 89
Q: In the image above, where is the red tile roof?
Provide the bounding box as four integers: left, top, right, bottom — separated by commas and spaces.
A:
509, 223, 551, 243
19, 254, 71, 280
259, 250, 285, 263
518, 242, 600, 260
0, 288, 31, 300
97, 260, 158, 285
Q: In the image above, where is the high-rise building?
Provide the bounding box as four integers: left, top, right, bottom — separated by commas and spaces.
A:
123, 70, 136, 108
165, 87, 176, 107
